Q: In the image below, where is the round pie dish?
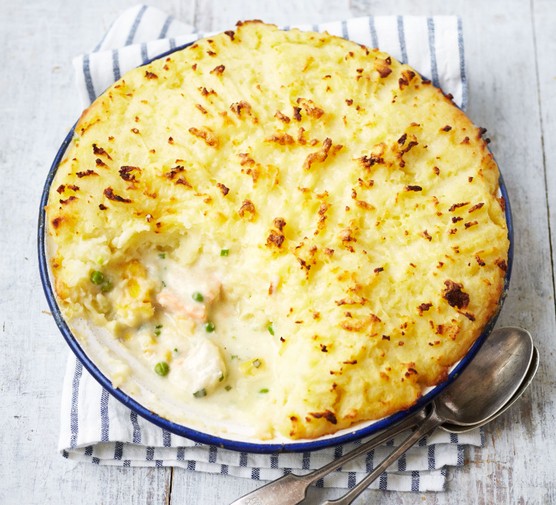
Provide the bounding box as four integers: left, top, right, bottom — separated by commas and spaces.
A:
38, 23, 513, 453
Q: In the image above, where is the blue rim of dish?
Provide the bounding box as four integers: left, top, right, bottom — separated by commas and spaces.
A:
37, 42, 513, 454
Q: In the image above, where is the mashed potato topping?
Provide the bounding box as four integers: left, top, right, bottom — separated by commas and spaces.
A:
46, 21, 509, 440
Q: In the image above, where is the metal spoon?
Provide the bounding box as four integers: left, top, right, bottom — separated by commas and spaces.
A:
229, 327, 535, 505
322, 327, 536, 505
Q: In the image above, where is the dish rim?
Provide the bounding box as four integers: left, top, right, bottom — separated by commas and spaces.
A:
37, 41, 514, 454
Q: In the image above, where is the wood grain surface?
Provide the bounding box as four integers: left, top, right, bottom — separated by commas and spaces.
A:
0, 0, 554, 503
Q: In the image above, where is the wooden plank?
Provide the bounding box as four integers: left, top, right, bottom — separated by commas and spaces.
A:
192, 0, 351, 32
533, 0, 556, 310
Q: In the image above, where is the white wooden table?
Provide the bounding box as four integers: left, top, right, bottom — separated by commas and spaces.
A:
1, 0, 555, 503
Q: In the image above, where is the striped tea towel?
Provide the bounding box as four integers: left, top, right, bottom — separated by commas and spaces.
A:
60, 5, 481, 492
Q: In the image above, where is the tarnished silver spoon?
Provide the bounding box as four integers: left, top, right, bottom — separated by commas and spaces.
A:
229, 327, 536, 505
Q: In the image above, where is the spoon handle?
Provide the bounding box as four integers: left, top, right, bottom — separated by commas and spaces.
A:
321, 410, 442, 505
228, 409, 425, 505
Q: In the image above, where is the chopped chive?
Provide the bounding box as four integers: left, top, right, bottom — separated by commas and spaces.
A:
154, 328, 161, 337
218, 372, 225, 382
267, 323, 275, 335
158, 252, 166, 259
193, 388, 207, 398
231, 355, 239, 360
225, 385, 232, 391
259, 388, 269, 394
173, 348, 179, 353
252, 359, 261, 368
205, 321, 216, 333
220, 248, 229, 256
154, 361, 169, 376
90, 270, 105, 285
192, 291, 204, 302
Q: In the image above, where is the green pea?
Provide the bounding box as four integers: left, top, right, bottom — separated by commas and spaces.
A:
90, 270, 105, 285
193, 388, 207, 398
205, 321, 216, 333
154, 362, 169, 376
192, 292, 204, 302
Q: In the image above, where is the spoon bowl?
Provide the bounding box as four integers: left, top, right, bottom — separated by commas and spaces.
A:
435, 326, 534, 427
442, 344, 539, 433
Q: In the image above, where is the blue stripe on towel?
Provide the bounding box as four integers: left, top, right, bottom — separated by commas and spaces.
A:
341, 20, 349, 40
457, 444, 465, 466
302, 451, 311, 470
457, 17, 468, 110
369, 16, 379, 49
69, 359, 83, 449
251, 468, 260, 480
365, 449, 374, 472
92, 19, 114, 53
379, 472, 388, 490
130, 411, 141, 444
334, 445, 344, 460
347, 471, 357, 489
240, 452, 248, 467
100, 388, 109, 442
427, 17, 440, 88
114, 441, 123, 460
141, 43, 149, 64
126, 5, 148, 46
146, 446, 154, 461
209, 445, 217, 463
82, 55, 96, 104
428, 444, 436, 470
159, 15, 174, 39
398, 454, 407, 472
397, 16, 408, 63
112, 49, 121, 82
162, 429, 171, 447
411, 470, 420, 492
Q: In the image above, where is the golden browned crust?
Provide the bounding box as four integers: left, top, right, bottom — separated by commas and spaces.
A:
46, 22, 509, 440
